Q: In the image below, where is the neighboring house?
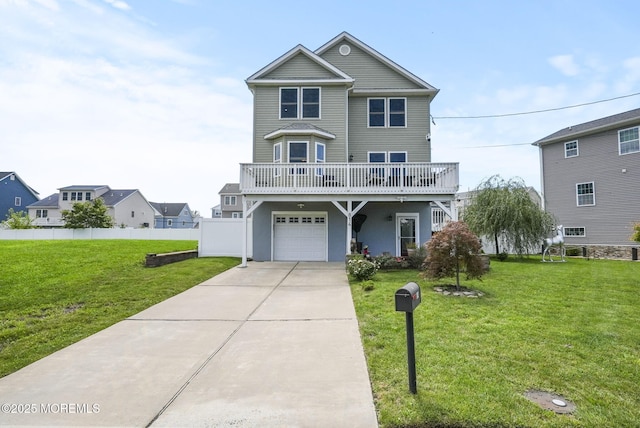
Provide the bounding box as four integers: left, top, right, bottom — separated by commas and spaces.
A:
0, 172, 39, 221
533, 107, 640, 257
150, 202, 196, 228
218, 183, 243, 218
27, 185, 155, 228
239, 32, 459, 262
211, 204, 222, 218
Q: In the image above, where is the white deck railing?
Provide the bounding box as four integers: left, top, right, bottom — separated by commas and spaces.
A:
240, 162, 459, 194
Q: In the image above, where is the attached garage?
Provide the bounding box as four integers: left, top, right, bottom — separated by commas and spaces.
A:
273, 212, 328, 261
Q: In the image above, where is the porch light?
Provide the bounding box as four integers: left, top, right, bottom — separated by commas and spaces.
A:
387, 215, 393, 221
297, 203, 305, 209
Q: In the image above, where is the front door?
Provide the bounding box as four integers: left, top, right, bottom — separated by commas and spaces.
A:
396, 214, 419, 257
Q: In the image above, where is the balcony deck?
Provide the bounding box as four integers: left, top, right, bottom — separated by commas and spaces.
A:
240, 162, 459, 196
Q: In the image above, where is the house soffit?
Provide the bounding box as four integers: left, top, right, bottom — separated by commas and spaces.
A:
315, 31, 439, 95
264, 123, 336, 140
246, 44, 354, 85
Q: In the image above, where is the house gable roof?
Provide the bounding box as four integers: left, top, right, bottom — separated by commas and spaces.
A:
27, 193, 59, 208
150, 202, 189, 217
246, 44, 354, 86
315, 32, 439, 96
533, 107, 640, 146
99, 189, 139, 207
0, 171, 40, 199
218, 183, 240, 195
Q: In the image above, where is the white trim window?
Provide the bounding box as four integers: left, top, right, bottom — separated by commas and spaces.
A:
564, 140, 579, 158
619, 126, 639, 155
14, 196, 21, 207
564, 227, 585, 237
289, 141, 308, 174
273, 142, 282, 177
232, 212, 243, 219
368, 97, 406, 127
224, 196, 237, 206
280, 87, 320, 119
576, 182, 595, 206
36, 209, 48, 218
315, 142, 325, 176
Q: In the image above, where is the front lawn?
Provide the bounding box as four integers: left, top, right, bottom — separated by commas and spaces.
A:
0, 240, 239, 378
350, 257, 640, 428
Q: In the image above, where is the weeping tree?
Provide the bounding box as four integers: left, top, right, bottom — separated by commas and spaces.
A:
463, 175, 554, 256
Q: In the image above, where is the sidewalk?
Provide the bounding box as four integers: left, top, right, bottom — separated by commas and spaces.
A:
0, 262, 378, 427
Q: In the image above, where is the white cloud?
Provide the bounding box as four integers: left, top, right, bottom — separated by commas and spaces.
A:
0, 1, 252, 214
103, 0, 130, 11
548, 54, 581, 77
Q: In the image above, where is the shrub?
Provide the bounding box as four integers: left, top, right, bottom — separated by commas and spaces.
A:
347, 257, 379, 281
497, 251, 508, 261
422, 221, 484, 290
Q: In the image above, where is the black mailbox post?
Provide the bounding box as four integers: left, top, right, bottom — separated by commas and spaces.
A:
395, 282, 421, 394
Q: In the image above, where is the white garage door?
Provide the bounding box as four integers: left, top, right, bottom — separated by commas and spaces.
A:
273, 213, 327, 261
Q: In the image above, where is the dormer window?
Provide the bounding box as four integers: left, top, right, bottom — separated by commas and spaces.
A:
280, 87, 320, 119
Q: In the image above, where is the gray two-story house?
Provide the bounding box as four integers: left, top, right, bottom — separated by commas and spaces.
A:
218, 183, 243, 218
239, 32, 459, 263
533, 107, 640, 258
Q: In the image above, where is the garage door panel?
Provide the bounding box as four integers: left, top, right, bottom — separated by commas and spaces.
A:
273, 214, 327, 261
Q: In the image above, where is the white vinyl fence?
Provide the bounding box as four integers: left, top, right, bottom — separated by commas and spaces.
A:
0, 219, 250, 258
0, 228, 200, 240
198, 218, 252, 258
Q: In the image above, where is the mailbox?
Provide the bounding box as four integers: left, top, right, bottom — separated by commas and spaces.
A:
395, 282, 421, 312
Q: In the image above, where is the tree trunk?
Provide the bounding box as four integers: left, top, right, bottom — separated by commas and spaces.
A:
494, 233, 500, 255
455, 257, 460, 291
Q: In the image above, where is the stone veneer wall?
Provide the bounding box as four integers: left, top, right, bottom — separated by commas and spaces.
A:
145, 250, 198, 267
561, 245, 639, 261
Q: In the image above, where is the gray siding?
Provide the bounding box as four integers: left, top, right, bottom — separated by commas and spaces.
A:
541, 127, 640, 245
263, 53, 339, 79
320, 43, 423, 90
252, 85, 348, 163
348, 96, 431, 162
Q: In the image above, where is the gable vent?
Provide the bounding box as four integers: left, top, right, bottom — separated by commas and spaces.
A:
339, 44, 351, 56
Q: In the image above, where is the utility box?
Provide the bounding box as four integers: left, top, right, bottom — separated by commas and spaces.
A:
395, 282, 421, 312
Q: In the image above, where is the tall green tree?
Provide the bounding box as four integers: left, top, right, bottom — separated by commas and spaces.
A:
2, 208, 35, 229
61, 198, 115, 229
463, 175, 554, 256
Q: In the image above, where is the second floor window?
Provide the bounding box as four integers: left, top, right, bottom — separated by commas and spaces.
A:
280, 88, 320, 119
14, 197, 21, 206
576, 182, 595, 206
36, 209, 48, 218
224, 196, 237, 206
368, 98, 406, 127
619, 126, 639, 155
565, 141, 578, 158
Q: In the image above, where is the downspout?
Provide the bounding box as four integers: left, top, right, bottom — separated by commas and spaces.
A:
345, 84, 355, 256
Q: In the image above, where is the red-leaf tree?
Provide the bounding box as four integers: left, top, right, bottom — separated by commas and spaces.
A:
422, 221, 484, 290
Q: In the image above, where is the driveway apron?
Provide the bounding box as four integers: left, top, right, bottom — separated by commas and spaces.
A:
0, 262, 378, 427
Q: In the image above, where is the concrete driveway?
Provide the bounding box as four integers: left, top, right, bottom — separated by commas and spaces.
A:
0, 262, 378, 427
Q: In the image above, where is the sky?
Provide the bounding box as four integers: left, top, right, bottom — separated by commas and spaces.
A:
1, 0, 639, 216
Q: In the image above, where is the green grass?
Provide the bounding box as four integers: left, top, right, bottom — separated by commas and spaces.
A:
0, 240, 239, 378
350, 257, 640, 428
